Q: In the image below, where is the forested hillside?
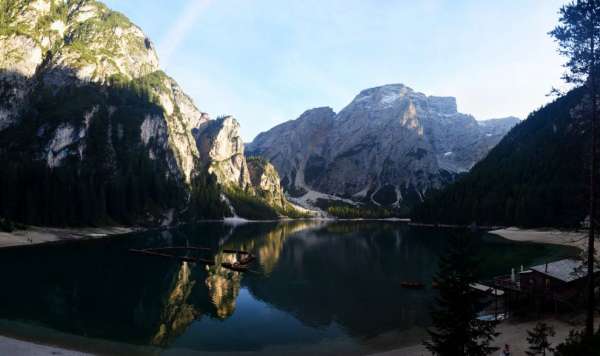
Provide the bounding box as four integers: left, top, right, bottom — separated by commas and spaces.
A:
0, 0, 299, 227
412, 88, 588, 227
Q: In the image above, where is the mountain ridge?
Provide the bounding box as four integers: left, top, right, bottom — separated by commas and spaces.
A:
412, 87, 587, 227
247, 84, 519, 212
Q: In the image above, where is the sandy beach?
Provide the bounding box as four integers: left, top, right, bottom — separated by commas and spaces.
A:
0, 226, 136, 249
489, 227, 588, 251
0, 335, 92, 356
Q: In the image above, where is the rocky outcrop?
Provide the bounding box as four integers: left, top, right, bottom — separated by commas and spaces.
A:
247, 157, 287, 210
193, 116, 252, 190
247, 84, 519, 209
192, 116, 301, 217
0, 0, 206, 184
247, 107, 336, 196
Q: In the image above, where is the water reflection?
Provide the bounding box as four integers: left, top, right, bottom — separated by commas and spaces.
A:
206, 256, 242, 320
0, 221, 573, 354
150, 262, 198, 346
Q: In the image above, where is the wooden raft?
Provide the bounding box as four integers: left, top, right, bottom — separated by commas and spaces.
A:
128, 246, 256, 272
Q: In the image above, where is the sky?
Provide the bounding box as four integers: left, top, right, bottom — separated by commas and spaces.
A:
104, 0, 569, 142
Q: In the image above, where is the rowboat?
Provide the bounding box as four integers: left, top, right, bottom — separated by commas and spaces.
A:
221, 262, 251, 272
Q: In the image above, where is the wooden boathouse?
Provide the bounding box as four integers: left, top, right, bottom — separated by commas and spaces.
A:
473, 258, 600, 318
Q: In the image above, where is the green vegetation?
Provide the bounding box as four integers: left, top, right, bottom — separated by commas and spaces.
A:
0, 217, 26, 232
225, 186, 280, 220
0, 0, 30, 38
549, 0, 600, 338
187, 172, 231, 220
34, 1, 68, 35
556, 330, 600, 356
224, 185, 310, 220
315, 198, 396, 219
526, 322, 556, 356
128, 70, 169, 103
246, 155, 268, 165
0, 71, 186, 227
412, 88, 587, 228
424, 234, 499, 355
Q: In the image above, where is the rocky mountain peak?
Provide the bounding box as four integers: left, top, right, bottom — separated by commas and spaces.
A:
298, 106, 336, 121
346, 84, 462, 118
428, 96, 458, 115
346, 84, 415, 111
248, 83, 519, 211
193, 116, 251, 190
1, 0, 160, 84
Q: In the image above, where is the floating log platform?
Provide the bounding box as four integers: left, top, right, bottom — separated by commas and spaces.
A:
128, 246, 256, 270
222, 249, 255, 262
129, 248, 215, 265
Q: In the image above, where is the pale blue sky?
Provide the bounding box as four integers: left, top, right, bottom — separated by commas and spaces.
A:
104, 0, 568, 141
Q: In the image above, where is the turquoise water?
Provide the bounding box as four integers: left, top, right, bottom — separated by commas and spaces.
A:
0, 221, 575, 355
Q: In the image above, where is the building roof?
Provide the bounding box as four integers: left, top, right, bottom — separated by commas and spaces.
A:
530, 259, 598, 283
470, 283, 505, 296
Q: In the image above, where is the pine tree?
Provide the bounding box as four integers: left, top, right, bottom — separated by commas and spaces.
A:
556, 329, 600, 356
526, 322, 556, 356
550, 0, 600, 337
423, 235, 499, 356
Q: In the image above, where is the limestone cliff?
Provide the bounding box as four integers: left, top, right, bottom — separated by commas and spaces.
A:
247, 157, 288, 210
192, 116, 301, 218
193, 116, 252, 190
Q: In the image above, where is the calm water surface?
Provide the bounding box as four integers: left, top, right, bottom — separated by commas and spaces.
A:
0, 221, 575, 355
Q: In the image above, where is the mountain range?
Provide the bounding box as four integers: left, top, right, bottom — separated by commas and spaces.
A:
247, 84, 519, 212
413, 87, 588, 227
0, 0, 523, 226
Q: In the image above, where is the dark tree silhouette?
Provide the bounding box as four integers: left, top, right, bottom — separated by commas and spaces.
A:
556, 329, 600, 356
423, 235, 499, 356
526, 322, 556, 356
550, 0, 600, 337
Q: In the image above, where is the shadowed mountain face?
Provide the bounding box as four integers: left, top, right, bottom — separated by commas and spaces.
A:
0, 0, 293, 224
0, 0, 223, 225
0, 222, 573, 355
413, 88, 588, 227
0, 68, 202, 226
247, 84, 519, 210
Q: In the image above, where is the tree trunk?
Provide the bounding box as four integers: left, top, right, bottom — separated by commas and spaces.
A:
587, 24, 597, 337
587, 82, 597, 338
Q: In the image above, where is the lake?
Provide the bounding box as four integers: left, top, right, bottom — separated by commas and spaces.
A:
0, 221, 576, 355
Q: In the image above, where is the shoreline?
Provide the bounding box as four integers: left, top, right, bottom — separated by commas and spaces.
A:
0, 218, 412, 250
489, 226, 588, 251
0, 316, 583, 356
0, 226, 139, 250
0, 335, 92, 356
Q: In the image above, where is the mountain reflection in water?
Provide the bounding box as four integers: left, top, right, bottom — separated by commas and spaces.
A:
0, 221, 574, 355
